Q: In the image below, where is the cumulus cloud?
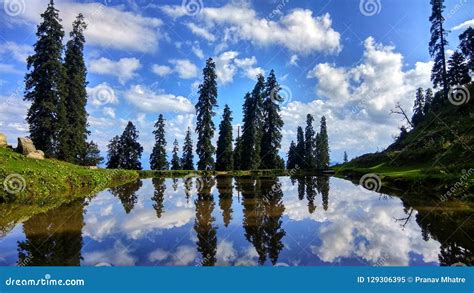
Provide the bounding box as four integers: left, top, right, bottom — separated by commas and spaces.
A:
169, 59, 198, 79
212, 51, 264, 84
452, 19, 474, 31
89, 57, 141, 84
162, 4, 341, 54
124, 85, 194, 113
185, 23, 216, 42
10, 0, 163, 53
0, 41, 33, 63
152, 64, 173, 77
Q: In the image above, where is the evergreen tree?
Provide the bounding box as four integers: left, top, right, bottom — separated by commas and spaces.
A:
424, 88, 434, 114
24, 0, 67, 157
317, 116, 330, 169
315, 133, 321, 168
343, 151, 348, 163
106, 135, 121, 169
429, 0, 449, 96
447, 51, 471, 86
195, 58, 218, 170
233, 126, 243, 170
241, 74, 265, 170
171, 139, 181, 170
286, 141, 297, 169
412, 88, 425, 127
295, 127, 305, 168
304, 114, 316, 169
216, 105, 234, 171
119, 122, 143, 170
150, 114, 168, 170
459, 27, 474, 73
58, 13, 88, 163
80, 141, 103, 166
181, 127, 194, 170
260, 70, 284, 169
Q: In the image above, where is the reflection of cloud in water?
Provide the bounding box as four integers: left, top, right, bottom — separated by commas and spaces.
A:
282, 177, 440, 265
83, 240, 136, 266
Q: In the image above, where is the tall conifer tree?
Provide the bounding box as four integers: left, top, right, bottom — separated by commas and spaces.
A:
295, 127, 305, 168
150, 114, 168, 170
119, 122, 143, 170
181, 127, 194, 170
304, 114, 316, 169
216, 105, 234, 171
459, 27, 474, 74
447, 51, 471, 86
317, 116, 330, 170
171, 139, 181, 170
429, 0, 449, 96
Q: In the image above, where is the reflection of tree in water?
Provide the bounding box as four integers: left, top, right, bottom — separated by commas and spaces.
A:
296, 177, 305, 201
151, 178, 166, 218
17, 200, 85, 266
110, 180, 142, 214
194, 177, 217, 266
438, 242, 473, 266
294, 176, 330, 213
317, 176, 330, 211
216, 177, 233, 227
172, 178, 178, 191
242, 178, 286, 265
183, 177, 193, 204
306, 177, 317, 214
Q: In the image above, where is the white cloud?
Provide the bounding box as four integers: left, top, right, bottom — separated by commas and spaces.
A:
124, 85, 194, 113
152, 64, 173, 76
12, 0, 163, 53
452, 19, 474, 31
0, 95, 30, 145
185, 23, 216, 42
212, 51, 265, 84
163, 4, 341, 54
89, 57, 141, 84
289, 54, 299, 66
169, 59, 198, 79
102, 107, 116, 119
0, 41, 33, 63
192, 44, 205, 59
234, 56, 265, 80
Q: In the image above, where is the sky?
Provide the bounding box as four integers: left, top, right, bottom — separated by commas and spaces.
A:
0, 0, 473, 169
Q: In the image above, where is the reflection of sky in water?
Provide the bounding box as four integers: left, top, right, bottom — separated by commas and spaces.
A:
0, 177, 466, 266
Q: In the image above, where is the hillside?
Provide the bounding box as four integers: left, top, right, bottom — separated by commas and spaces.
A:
336, 84, 474, 200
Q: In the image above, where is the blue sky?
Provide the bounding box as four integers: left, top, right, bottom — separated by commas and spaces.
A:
0, 0, 473, 169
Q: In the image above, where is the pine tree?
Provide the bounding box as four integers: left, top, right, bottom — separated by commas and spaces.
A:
343, 151, 348, 163
459, 27, 474, 74
295, 127, 305, 168
24, 0, 67, 157
58, 13, 88, 163
216, 105, 234, 171
315, 133, 321, 169
195, 58, 218, 170
260, 70, 284, 169
304, 114, 316, 169
447, 51, 471, 86
181, 127, 194, 170
233, 126, 243, 170
412, 88, 425, 127
424, 88, 434, 114
150, 114, 168, 170
429, 0, 449, 96
241, 74, 265, 170
119, 122, 143, 170
286, 141, 297, 169
106, 136, 121, 169
80, 141, 103, 166
317, 116, 330, 169
171, 139, 181, 170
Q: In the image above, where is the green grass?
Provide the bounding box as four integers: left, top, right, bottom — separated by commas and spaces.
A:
0, 147, 139, 205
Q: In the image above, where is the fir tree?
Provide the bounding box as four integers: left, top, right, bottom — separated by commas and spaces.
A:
286, 141, 297, 169
216, 105, 234, 171
412, 88, 425, 127
106, 135, 121, 169
58, 13, 88, 163
195, 58, 218, 170
80, 141, 103, 166
233, 126, 243, 170
24, 0, 67, 157
241, 74, 265, 170
260, 70, 284, 169
447, 51, 471, 86
150, 114, 168, 170
171, 139, 181, 170
424, 88, 434, 114
459, 27, 474, 73
429, 0, 449, 96
119, 122, 143, 170
295, 127, 305, 168
304, 114, 316, 169
317, 116, 330, 169
343, 151, 348, 163
181, 127, 194, 170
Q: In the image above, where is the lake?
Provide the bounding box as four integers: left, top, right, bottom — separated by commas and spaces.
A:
0, 176, 472, 266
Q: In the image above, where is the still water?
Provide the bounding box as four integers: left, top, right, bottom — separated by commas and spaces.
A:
0, 176, 472, 266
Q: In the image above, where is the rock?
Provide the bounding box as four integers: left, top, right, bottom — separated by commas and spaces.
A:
17, 137, 37, 156
26, 150, 45, 160
0, 133, 7, 148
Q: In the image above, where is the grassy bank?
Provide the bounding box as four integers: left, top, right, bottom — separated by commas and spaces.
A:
0, 148, 139, 205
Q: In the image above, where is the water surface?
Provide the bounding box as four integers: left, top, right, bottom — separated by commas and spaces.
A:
0, 176, 472, 266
